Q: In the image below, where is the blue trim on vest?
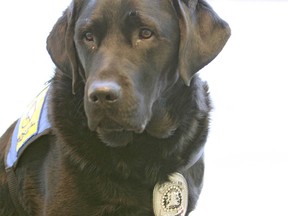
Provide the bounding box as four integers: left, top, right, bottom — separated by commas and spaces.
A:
6, 87, 51, 169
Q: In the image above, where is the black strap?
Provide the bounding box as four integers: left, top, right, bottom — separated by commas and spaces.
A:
6, 168, 28, 216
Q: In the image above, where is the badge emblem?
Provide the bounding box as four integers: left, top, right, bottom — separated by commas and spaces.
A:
153, 173, 188, 216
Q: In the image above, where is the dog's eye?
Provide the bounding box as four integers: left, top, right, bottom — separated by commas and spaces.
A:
84, 32, 94, 42
139, 28, 153, 39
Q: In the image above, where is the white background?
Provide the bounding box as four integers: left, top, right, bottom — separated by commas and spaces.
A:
0, 1, 288, 215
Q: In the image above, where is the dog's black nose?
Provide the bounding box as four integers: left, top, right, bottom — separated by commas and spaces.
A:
88, 81, 121, 104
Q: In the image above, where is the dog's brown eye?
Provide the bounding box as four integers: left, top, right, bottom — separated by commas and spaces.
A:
84, 32, 94, 42
139, 28, 153, 39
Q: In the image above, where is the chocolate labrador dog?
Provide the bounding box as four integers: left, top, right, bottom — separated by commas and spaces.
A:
0, 0, 230, 215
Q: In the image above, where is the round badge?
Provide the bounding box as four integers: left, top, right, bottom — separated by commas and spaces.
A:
153, 173, 188, 216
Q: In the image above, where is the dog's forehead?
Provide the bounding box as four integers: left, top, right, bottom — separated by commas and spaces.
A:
79, 0, 174, 23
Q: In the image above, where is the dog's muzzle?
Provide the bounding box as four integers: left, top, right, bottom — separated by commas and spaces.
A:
84, 80, 149, 147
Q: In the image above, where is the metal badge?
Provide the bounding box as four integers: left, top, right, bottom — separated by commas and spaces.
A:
153, 173, 188, 216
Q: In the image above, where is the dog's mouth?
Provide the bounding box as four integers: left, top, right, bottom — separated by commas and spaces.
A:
92, 118, 145, 133
97, 119, 125, 132
88, 117, 146, 147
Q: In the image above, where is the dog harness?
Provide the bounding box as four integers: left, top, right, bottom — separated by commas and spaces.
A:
5, 86, 51, 169
5, 86, 51, 215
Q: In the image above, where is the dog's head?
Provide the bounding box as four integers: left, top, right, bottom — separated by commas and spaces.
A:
47, 0, 230, 147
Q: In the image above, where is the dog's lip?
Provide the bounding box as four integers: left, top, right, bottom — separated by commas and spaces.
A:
97, 125, 145, 134
94, 118, 146, 134
98, 119, 123, 131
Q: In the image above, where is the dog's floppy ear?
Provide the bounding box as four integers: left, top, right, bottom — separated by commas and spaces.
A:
173, 0, 231, 86
46, 0, 83, 94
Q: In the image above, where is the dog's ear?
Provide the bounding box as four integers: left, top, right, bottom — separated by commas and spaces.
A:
173, 0, 231, 86
46, 0, 83, 94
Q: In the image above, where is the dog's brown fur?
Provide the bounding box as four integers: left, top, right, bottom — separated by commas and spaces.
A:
0, 0, 230, 215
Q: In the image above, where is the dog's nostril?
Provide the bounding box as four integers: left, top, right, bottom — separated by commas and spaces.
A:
105, 94, 118, 102
88, 81, 121, 104
89, 93, 99, 103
